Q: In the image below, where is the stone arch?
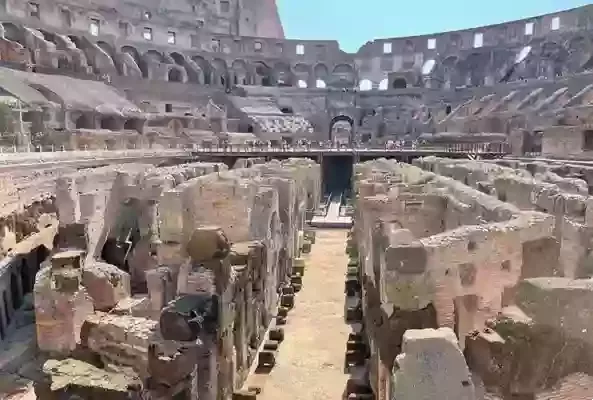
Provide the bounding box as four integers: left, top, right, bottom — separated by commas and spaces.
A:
211, 58, 229, 86
231, 59, 249, 85
92, 40, 117, 74
254, 61, 274, 86
170, 52, 185, 66
96, 41, 116, 60
144, 49, 165, 64
331, 64, 356, 87
170, 52, 200, 83
461, 53, 487, 86
359, 79, 373, 91
329, 115, 355, 142
274, 62, 293, 86
314, 63, 329, 88
120, 45, 145, 77
191, 56, 212, 84
441, 56, 459, 89
167, 66, 184, 83
293, 63, 310, 86
57, 54, 70, 69
1, 22, 25, 45
566, 35, 593, 72
539, 41, 568, 78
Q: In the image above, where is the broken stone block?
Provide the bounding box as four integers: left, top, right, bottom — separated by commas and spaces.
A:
53, 223, 88, 250
392, 328, 475, 400
55, 177, 81, 226
160, 293, 219, 341
186, 226, 231, 262
35, 358, 142, 399
34, 265, 94, 355
51, 250, 85, 270
80, 312, 158, 377
147, 340, 199, 396
82, 261, 131, 311
146, 266, 177, 312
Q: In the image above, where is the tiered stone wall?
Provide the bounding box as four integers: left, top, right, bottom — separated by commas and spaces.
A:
31, 157, 321, 399
350, 156, 593, 399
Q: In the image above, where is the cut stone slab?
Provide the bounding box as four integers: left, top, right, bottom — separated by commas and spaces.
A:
36, 358, 142, 399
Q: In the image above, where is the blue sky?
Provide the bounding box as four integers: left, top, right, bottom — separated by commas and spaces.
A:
276, 0, 592, 53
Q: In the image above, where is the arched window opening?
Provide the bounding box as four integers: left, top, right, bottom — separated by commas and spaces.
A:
124, 118, 143, 133
100, 116, 119, 131
316, 79, 326, 88
379, 79, 388, 90
392, 78, 407, 89
168, 68, 182, 82
359, 79, 372, 91
75, 114, 93, 129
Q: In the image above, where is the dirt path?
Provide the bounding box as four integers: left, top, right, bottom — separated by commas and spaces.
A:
258, 229, 350, 400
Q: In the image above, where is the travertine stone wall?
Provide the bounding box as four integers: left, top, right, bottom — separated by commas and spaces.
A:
33, 157, 320, 399
352, 158, 560, 400
353, 156, 593, 400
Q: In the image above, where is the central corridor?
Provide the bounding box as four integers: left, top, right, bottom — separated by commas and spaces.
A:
258, 229, 351, 400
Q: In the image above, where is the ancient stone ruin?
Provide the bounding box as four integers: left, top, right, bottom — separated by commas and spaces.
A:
2, 1, 593, 399
348, 156, 593, 399
0, 158, 321, 399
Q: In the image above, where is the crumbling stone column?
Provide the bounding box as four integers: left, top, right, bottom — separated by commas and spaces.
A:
34, 250, 94, 355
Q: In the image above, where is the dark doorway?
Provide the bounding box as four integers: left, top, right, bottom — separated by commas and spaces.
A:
20, 258, 31, 294
10, 274, 20, 310
322, 155, 353, 198
392, 78, 407, 89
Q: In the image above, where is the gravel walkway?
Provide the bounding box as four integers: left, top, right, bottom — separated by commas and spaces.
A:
258, 229, 351, 400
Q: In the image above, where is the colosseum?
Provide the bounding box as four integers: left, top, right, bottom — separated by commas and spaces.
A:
0, 0, 593, 399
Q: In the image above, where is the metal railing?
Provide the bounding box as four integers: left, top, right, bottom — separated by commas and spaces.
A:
190, 142, 510, 154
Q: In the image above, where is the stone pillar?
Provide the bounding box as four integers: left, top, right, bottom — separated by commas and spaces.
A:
34, 251, 94, 355
392, 328, 476, 400
139, 200, 159, 241
146, 267, 176, 314
55, 177, 80, 226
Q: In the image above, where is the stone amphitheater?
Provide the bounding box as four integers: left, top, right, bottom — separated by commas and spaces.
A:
0, 1, 593, 399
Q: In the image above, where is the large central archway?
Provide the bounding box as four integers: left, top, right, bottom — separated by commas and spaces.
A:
329, 115, 354, 143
